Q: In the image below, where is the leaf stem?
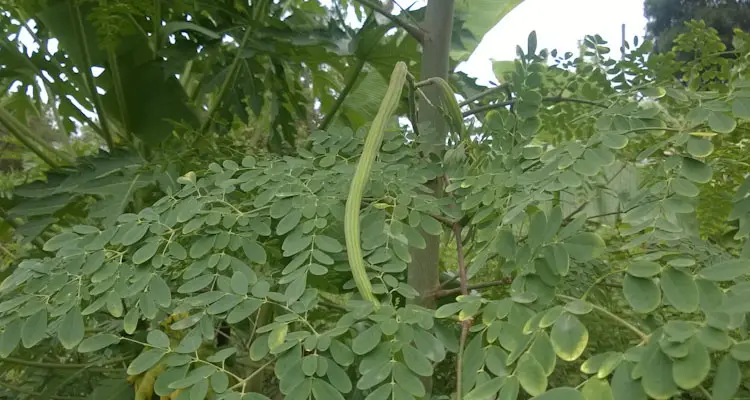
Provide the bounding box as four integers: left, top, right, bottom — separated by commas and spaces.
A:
453, 222, 469, 400
69, 0, 114, 149
320, 58, 366, 130
0, 106, 62, 168
581, 269, 626, 300
556, 294, 648, 341
199, 27, 254, 135
353, 0, 425, 43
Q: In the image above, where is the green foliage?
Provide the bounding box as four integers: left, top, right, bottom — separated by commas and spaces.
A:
3, 3, 750, 400
645, 0, 750, 53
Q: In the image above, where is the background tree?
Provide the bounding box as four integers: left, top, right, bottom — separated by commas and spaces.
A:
644, 0, 750, 53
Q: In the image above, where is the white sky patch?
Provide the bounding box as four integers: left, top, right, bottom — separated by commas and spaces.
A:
457, 0, 648, 85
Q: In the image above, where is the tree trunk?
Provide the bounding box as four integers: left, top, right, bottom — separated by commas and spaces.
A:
408, 0, 454, 312
408, 1, 455, 398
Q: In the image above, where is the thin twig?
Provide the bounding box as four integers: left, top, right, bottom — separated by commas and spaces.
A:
556, 294, 648, 341
353, 0, 425, 43
562, 161, 630, 223
453, 222, 469, 400
458, 85, 508, 107
434, 279, 511, 298
463, 96, 608, 117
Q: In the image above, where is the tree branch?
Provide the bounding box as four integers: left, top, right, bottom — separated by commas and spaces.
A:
434, 278, 511, 298
354, 0, 425, 43
458, 85, 508, 107
463, 96, 608, 117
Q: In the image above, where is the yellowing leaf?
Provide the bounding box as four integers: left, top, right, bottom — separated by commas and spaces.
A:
550, 313, 588, 361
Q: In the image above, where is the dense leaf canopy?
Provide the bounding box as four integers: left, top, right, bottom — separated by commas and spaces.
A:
1, 1, 750, 400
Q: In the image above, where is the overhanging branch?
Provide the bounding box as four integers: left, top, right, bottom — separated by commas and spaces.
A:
463, 96, 608, 118
354, 0, 425, 43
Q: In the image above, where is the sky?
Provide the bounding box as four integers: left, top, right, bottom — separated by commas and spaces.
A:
457, 0, 648, 84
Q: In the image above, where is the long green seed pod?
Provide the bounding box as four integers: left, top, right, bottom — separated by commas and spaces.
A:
344, 61, 408, 308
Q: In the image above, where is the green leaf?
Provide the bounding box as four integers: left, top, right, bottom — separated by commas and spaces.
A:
230, 271, 249, 295
581, 378, 613, 400
178, 275, 215, 294
485, 346, 509, 377
21, 308, 47, 348
393, 362, 425, 397
730, 340, 750, 361
402, 344, 433, 376
211, 371, 229, 393
58, 307, 85, 350
686, 137, 714, 157
563, 233, 604, 262
516, 353, 547, 396
707, 111, 736, 133
498, 376, 519, 400
420, 215, 443, 235
611, 362, 646, 400
312, 378, 345, 400
699, 259, 748, 281
528, 332, 556, 376
550, 313, 588, 361
242, 240, 268, 264
314, 235, 343, 253
352, 325, 381, 355
330, 340, 354, 366
712, 355, 741, 400
641, 348, 678, 400
147, 330, 170, 348
121, 223, 150, 246
528, 211, 547, 249
532, 387, 584, 400
190, 236, 215, 259
465, 377, 506, 400
0, 319, 22, 357
623, 275, 661, 313
78, 334, 120, 353
435, 302, 462, 319
731, 97, 750, 119
127, 348, 167, 375
452, 0, 524, 62
133, 241, 160, 265
326, 361, 352, 394
660, 267, 698, 313
627, 261, 661, 278
672, 178, 699, 197
277, 209, 302, 235
160, 21, 221, 41
672, 339, 710, 390
363, 384, 391, 400
681, 157, 712, 183
268, 324, 289, 352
